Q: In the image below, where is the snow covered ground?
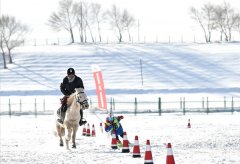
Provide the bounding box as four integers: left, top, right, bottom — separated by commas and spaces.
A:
1, 43, 240, 163
1, 112, 240, 164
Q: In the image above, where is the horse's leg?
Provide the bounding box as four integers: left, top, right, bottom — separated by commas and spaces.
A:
65, 125, 72, 150
56, 124, 64, 146
72, 125, 79, 148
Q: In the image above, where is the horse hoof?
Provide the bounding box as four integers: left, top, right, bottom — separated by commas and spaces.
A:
72, 145, 76, 148
60, 143, 64, 147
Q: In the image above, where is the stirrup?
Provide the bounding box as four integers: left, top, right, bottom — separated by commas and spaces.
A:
79, 118, 87, 126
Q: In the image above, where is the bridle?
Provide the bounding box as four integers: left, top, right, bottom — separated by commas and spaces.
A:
75, 91, 89, 109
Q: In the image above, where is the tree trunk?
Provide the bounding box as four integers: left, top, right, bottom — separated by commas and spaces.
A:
228, 28, 232, 41
117, 28, 122, 43
8, 49, 13, 64
220, 31, 223, 41
127, 28, 131, 42
86, 22, 94, 43
208, 31, 211, 43
80, 3, 84, 43
2, 53, 7, 69
84, 28, 87, 43
97, 22, 102, 42
77, 18, 84, 43
1, 46, 7, 69
70, 28, 75, 43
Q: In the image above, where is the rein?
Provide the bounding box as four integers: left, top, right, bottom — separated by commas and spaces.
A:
75, 92, 88, 105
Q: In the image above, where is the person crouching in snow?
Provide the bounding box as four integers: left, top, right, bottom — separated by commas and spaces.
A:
105, 113, 124, 145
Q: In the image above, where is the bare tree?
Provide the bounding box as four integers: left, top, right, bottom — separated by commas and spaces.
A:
235, 13, 240, 38
122, 9, 135, 42
74, 1, 95, 43
82, 2, 94, 43
48, 0, 76, 43
221, 2, 238, 41
107, 4, 126, 42
190, 3, 216, 43
0, 27, 7, 69
91, 3, 105, 42
214, 5, 226, 41
0, 15, 28, 66
73, 1, 84, 43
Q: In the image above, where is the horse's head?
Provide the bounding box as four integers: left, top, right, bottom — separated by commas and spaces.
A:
75, 88, 89, 109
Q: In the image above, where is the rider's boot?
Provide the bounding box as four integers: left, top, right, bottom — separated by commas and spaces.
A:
79, 109, 87, 126
57, 105, 67, 124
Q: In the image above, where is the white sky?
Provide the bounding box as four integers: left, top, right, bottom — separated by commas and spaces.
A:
1, 0, 240, 42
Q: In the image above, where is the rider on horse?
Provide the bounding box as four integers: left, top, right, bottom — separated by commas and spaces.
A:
57, 68, 88, 126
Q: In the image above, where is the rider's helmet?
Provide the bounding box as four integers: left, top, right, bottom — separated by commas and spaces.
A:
67, 68, 75, 75
108, 112, 114, 121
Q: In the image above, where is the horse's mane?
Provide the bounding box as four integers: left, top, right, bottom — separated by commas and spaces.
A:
66, 92, 76, 105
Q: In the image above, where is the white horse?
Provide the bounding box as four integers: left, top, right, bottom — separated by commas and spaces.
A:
56, 88, 89, 149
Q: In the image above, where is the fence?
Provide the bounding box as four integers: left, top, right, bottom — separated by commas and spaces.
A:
0, 96, 239, 117
107, 97, 240, 115
22, 35, 208, 47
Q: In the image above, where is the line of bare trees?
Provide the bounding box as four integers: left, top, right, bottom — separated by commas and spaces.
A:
0, 15, 28, 69
47, 0, 136, 43
190, 2, 240, 43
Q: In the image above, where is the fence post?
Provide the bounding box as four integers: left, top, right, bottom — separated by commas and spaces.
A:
202, 97, 204, 111
113, 98, 115, 111
180, 97, 182, 110
20, 99, 22, 112
158, 97, 161, 116
110, 97, 113, 114
43, 98, 45, 112
231, 96, 234, 114
134, 97, 137, 116
8, 99, 11, 118
140, 59, 144, 86
34, 98, 37, 118
89, 98, 92, 108
224, 96, 226, 110
206, 97, 209, 114
183, 97, 186, 115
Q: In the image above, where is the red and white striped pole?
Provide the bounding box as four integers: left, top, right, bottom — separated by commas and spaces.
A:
92, 65, 107, 110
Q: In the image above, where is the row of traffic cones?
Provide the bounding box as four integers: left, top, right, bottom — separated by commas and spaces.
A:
141, 139, 175, 164
82, 123, 96, 137
111, 131, 175, 164
144, 141, 175, 164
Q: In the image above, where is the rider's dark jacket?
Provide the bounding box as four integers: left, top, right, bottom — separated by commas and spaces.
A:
60, 75, 84, 96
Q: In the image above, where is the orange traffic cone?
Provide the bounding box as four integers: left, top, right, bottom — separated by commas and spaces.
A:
187, 119, 191, 128
132, 135, 141, 158
82, 124, 86, 136
144, 140, 153, 164
86, 123, 91, 136
111, 130, 118, 149
92, 124, 96, 137
100, 122, 103, 133
166, 143, 175, 164
122, 132, 130, 153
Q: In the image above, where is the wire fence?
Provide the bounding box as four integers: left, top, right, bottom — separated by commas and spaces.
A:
0, 96, 239, 117
21, 34, 240, 47
21, 35, 209, 47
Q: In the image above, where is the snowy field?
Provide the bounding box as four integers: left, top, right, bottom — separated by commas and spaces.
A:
1, 43, 240, 163
1, 112, 240, 164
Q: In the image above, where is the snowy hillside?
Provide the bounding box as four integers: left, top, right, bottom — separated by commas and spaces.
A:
1, 43, 240, 99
